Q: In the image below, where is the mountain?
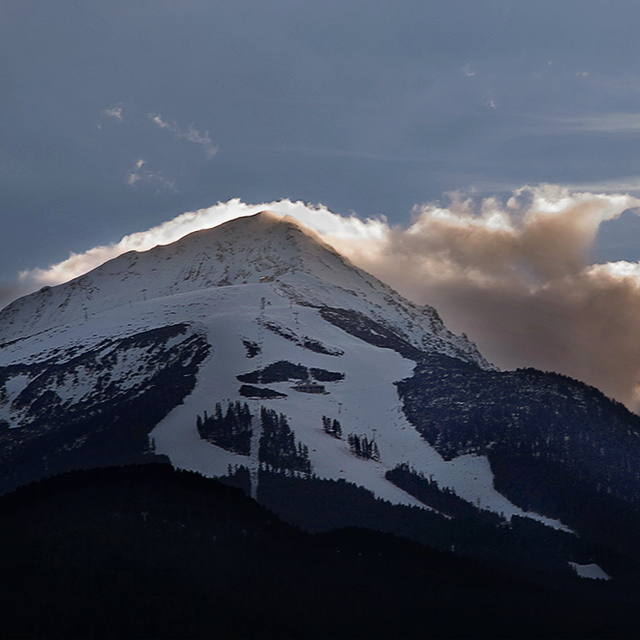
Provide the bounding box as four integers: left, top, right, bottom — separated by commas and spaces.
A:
2, 211, 640, 585
0, 211, 487, 363
0, 212, 494, 500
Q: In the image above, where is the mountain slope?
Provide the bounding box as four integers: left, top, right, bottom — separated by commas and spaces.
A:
2, 211, 640, 581
0, 212, 510, 511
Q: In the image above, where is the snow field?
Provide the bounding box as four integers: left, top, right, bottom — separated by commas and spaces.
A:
569, 563, 611, 580
0, 212, 568, 531
147, 284, 569, 530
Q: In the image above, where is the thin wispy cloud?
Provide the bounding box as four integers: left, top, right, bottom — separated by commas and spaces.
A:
552, 112, 640, 134
567, 176, 640, 194
462, 63, 476, 77
263, 145, 422, 163
482, 93, 498, 109
148, 113, 218, 159
103, 105, 123, 121
126, 158, 177, 192
94, 107, 217, 193
532, 61, 553, 80
149, 114, 170, 130
508, 112, 640, 139
97, 103, 124, 128
574, 72, 640, 97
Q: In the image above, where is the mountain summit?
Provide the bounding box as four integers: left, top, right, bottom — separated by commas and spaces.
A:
0, 212, 489, 367
0, 211, 491, 368
2, 212, 640, 583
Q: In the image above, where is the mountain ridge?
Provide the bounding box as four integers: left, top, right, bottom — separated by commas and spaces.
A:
5, 463, 636, 640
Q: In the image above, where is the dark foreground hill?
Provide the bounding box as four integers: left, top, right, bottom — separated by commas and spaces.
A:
1, 463, 639, 640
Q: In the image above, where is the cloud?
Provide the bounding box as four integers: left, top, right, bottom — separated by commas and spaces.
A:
9, 187, 640, 410
97, 103, 124, 128
462, 63, 476, 77
482, 92, 498, 109
335, 185, 640, 409
149, 114, 170, 130
551, 112, 640, 134
126, 158, 176, 192
566, 176, 640, 194
148, 113, 218, 159
11, 198, 385, 303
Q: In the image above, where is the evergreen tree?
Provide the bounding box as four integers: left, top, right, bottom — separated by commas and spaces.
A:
322, 416, 343, 439
348, 434, 380, 461
196, 401, 253, 456
260, 408, 311, 475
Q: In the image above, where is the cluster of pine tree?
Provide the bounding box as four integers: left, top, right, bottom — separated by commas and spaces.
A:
237, 360, 308, 384
310, 368, 345, 382
385, 463, 490, 519
322, 416, 342, 439
347, 433, 380, 461
260, 407, 311, 475
196, 401, 253, 456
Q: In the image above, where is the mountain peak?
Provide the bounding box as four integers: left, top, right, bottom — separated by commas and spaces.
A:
0, 212, 491, 369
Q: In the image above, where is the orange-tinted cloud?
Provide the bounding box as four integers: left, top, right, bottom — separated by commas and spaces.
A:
8, 187, 640, 408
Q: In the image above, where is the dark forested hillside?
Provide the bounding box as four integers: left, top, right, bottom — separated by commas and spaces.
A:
396, 354, 640, 555
2, 463, 639, 639
0, 324, 207, 496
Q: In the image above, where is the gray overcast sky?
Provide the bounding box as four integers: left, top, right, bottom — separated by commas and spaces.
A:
3, 0, 640, 284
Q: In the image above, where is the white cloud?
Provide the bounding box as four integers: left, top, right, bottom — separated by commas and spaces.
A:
15, 198, 385, 293
98, 103, 124, 128
126, 158, 176, 192
104, 105, 123, 121
552, 112, 640, 134
148, 112, 218, 159
150, 114, 170, 130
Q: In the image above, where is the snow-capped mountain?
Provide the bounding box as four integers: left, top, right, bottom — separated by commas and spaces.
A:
2, 211, 640, 581
0, 211, 489, 366
0, 212, 500, 504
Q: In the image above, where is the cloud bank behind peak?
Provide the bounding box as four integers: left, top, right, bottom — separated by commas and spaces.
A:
9, 187, 640, 409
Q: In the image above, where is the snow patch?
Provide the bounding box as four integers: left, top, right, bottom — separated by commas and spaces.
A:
3, 374, 30, 401
569, 562, 611, 580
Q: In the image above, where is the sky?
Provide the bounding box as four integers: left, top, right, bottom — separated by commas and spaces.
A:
4, 1, 640, 407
